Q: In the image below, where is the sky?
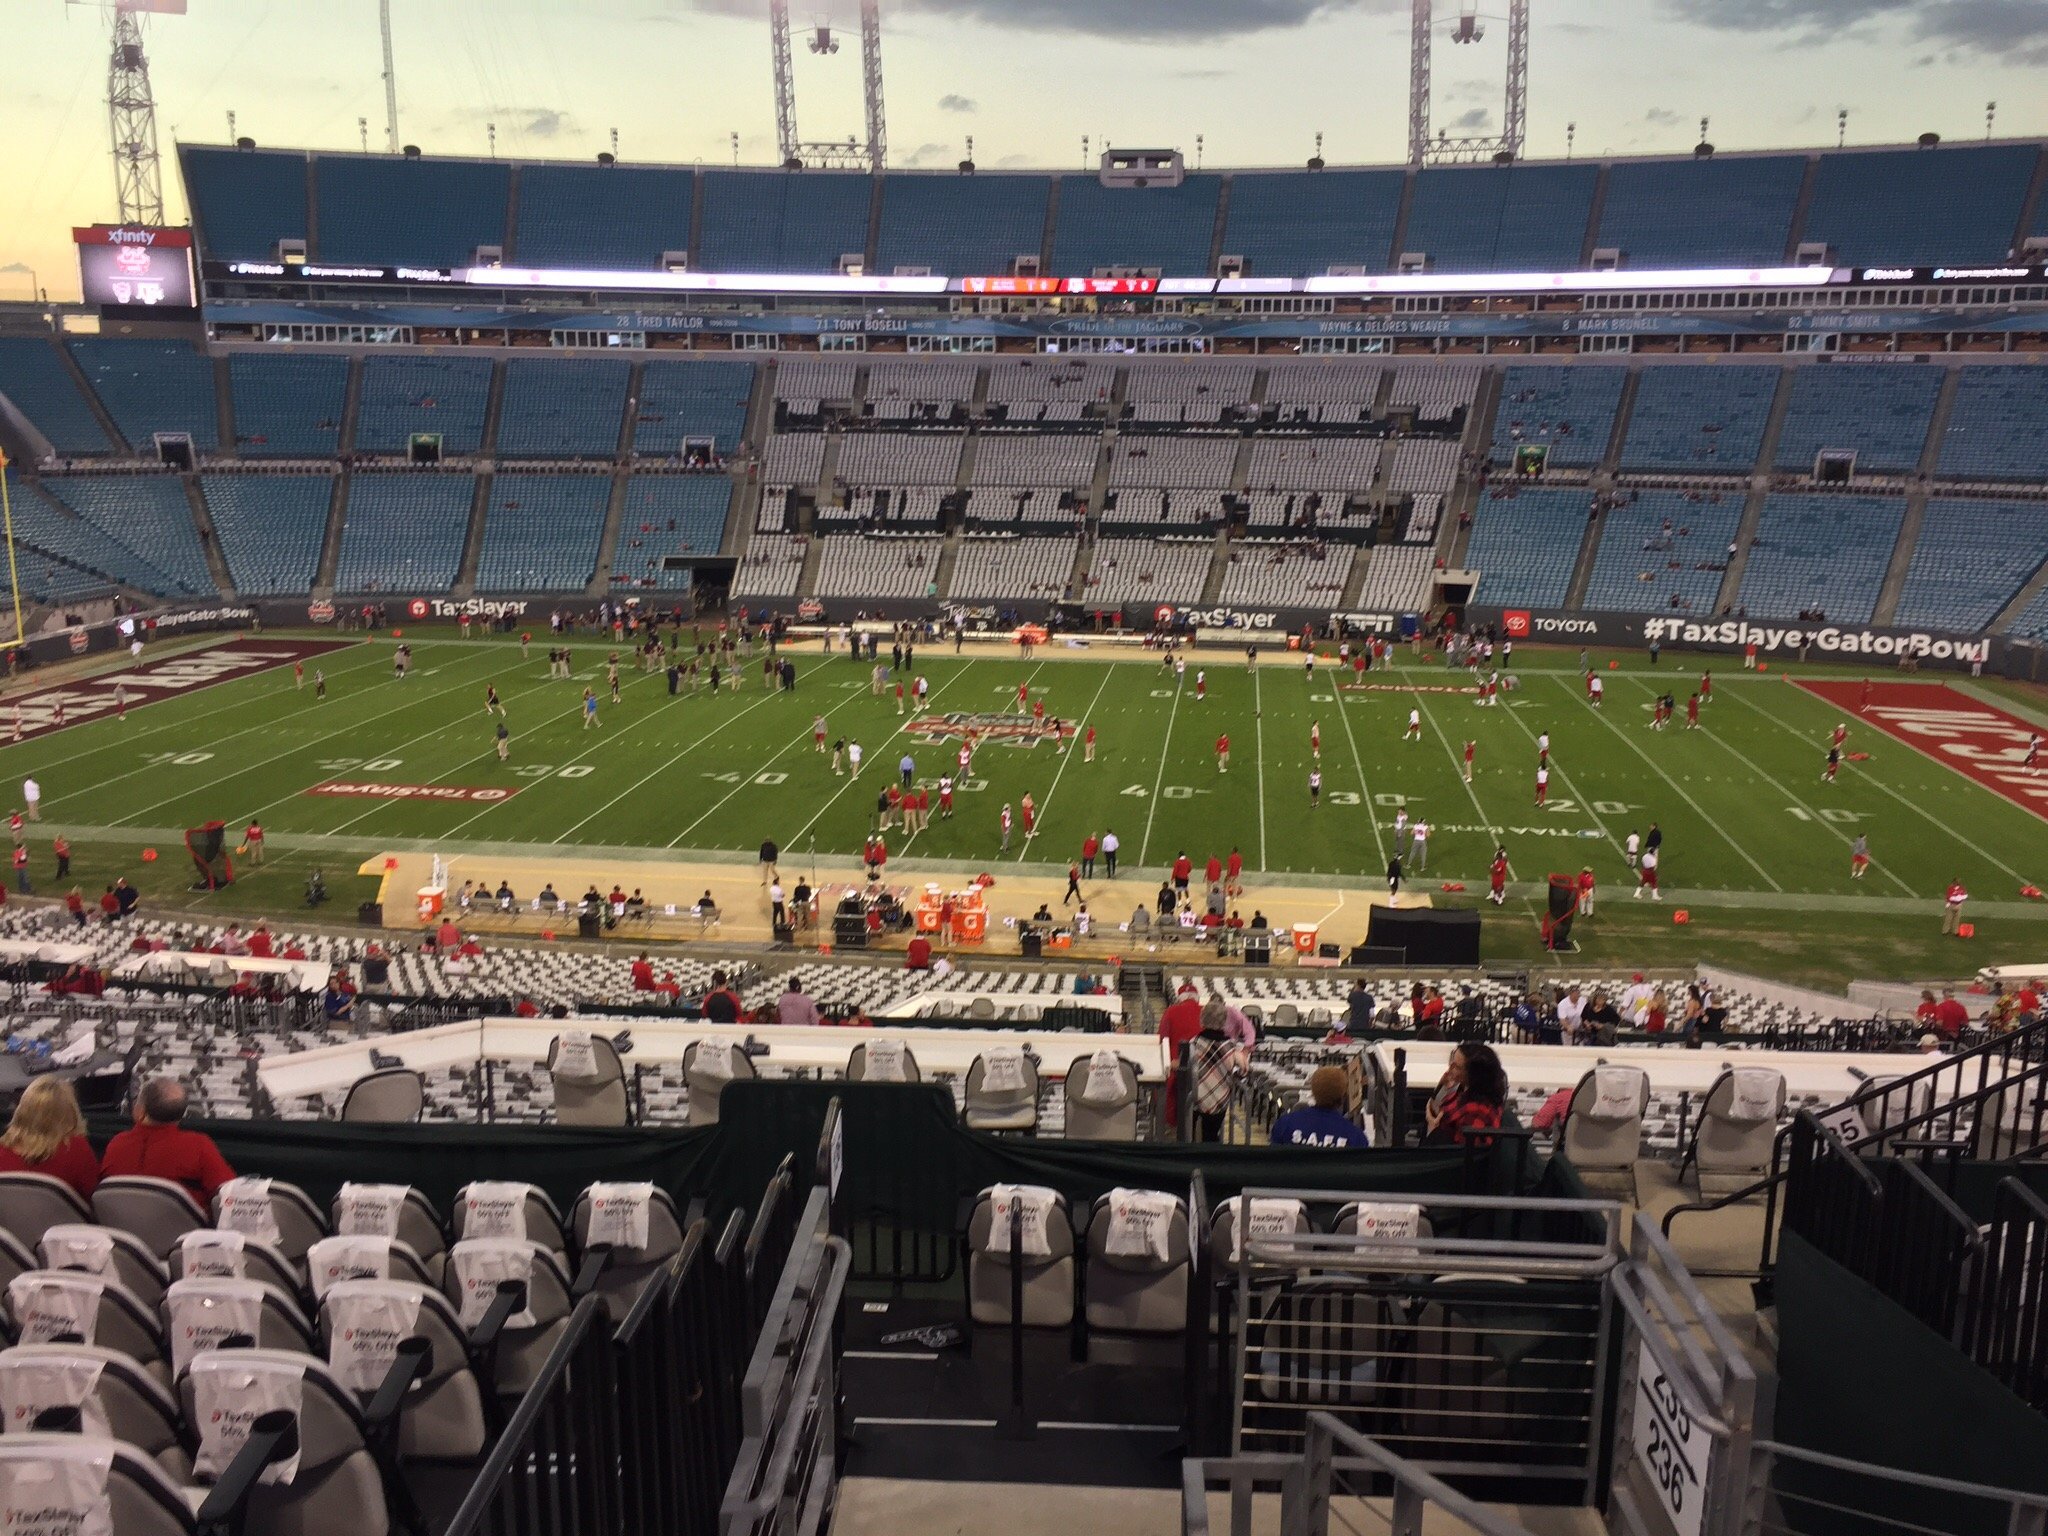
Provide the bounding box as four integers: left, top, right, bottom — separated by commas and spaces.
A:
3, 0, 2044, 300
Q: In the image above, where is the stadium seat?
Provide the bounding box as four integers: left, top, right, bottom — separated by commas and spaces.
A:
1082, 1191, 1190, 1340
1800, 143, 2037, 266
565, 1185, 685, 1314
1221, 168, 1405, 276
1773, 364, 1943, 474
228, 353, 348, 456
1685, 1068, 1787, 1196
0, 1342, 188, 1477
635, 361, 754, 459
443, 1237, 574, 1398
354, 355, 493, 455
513, 162, 694, 269
201, 474, 332, 595
1592, 155, 1806, 268
92, 1178, 208, 1262
69, 339, 220, 452
0, 1229, 31, 1291
875, 172, 1052, 275
0, 336, 115, 456
162, 1275, 315, 1374
495, 358, 630, 458
304, 1235, 437, 1300
545, 1032, 630, 1127
1737, 494, 1905, 622
846, 1041, 923, 1082
168, 1228, 303, 1302
1060, 1052, 1140, 1142
7, 1270, 168, 1379
0, 1171, 93, 1250
682, 1039, 757, 1127
1580, 489, 1742, 616
314, 154, 509, 267
963, 1049, 1040, 1133
38, 1225, 170, 1314
1559, 1067, 1651, 1202
449, 1184, 568, 1263
1936, 367, 2048, 483
175, 1349, 392, 1536
965, 1186, 1074, 1328
1403, 162, 1597, 271
181, 145, 310, 261
39, 476, 217, 596
333, 473, 473, 592
339, 1068, 425, 1125
1893, 498, 2048, 632
329, 1187, 448, 1288
316, 1278, 488, 1460
475, 474, 609, 592
1490, 366, 1627, 468
212, 1178, 330, 1271
696, 169, 873, 272
1620, 365, 1779, 472
1466, 488, 1591, 608
0, 1434, 198, 1536
1049, 173, 1223, 278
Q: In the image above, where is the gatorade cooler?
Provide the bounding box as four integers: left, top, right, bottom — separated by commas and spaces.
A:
916, 904, 943, 934
955, 908, 989, 944
417, 887, 445, 924
1292, 922, 1318, 955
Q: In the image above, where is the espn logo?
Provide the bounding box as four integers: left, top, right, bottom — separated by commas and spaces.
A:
1502, 611, 1532, 639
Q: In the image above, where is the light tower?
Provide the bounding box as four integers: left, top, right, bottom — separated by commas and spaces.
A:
107, 1, 165, 225
769, 0, 888, 171
1408, 0, 1528, 167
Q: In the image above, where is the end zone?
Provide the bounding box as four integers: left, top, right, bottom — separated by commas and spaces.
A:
2, 638, 355, 744
1794, 678, 2048, 822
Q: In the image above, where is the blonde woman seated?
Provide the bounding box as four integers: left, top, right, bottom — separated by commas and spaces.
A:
0, 1076, 100, 1198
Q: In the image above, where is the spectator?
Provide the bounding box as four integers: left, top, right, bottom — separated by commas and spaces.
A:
777, 979, 822, 1027
702, 970, 743, 1022
99, 1078, 236, 1204
63, 887, 86, 927
98, 885, 119, 922
0, 1077, 100, 1198
1555, 985, 1586, 1042
1581, 989, 1622, 1046
1931, 988, 1969, 1041
1423, 1043, 1507, 1148
1157, 983, 1206, 1126
905, 934, 932, 971
1269, 1066, 1367, 1149
630, 953, 657, 991
323, 968, 356, 1025
114, 879, 138, 918
246, 922, 274, 960
1346, 979, 1375, 1035
361, 944, 391, 995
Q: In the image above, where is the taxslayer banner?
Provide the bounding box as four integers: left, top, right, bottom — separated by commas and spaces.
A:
21, 604, 257, 668
1464, 606, 2034, 677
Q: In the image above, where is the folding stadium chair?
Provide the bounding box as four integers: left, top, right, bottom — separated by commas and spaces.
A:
161, 1275, 315, 1373
91, 1177, 209, 1261
0, 1341, 190, 1479
318, 1279, 489, 1461
682, 1039, 757, 1127
566, 1184, 685, 1315
213, 1178, 331, 1272
0, 1434, 198, 1536
963, 1050, 1041, 1133
0, 1228, 32, 1292
1683, 1067, 1787, 1197
546, 1031, 631, 1127
38, 1224, 170, 1312
964, 1186, 1075, 1330
1081, 1190, 1192, 1351
339, 1067, 426, 1124
330, 1185, 449, 1287
846, 1040, 923, 1082
443, 1237, 576, 1399
175, 1350, 393, 1536
1558, 1066, 1651, 1203
0, 1171, 94, 1250
449, 1182, 568, 1266
1061, 1052, 1141, 1142
168, 1229, 302, 1298
6, 1270, 169, 1383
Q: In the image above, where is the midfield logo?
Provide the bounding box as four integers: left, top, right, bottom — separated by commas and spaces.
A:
904, 711, 1051, 747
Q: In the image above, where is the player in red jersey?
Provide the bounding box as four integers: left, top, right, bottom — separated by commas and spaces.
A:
1488, 847, 1511, 906
1829, 722, 1847, 750
1020, 792, 1037, 839
1216, 733, 1231, 773
1462, 739, 1476, 783
1310, 720, 1321, 758
939, 776, 955, 819
1016, 681, 1031, 714
1686, 694, 1700, 729
1535, 766, 1550, 806
1225, 846, 1244, 895
1823, 746, 1841, 784
1859, 678, 1873, 713
1032, 697, 1046, 729
1699, 670, 1712, 704
1084, 724, 1096, 762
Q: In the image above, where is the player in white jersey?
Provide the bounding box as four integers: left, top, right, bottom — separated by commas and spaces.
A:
1404, 709, 1421, 742
1624, 830, 1641, 869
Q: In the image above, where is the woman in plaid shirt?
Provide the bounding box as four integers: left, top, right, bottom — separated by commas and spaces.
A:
1423, 1043, 1507, 1147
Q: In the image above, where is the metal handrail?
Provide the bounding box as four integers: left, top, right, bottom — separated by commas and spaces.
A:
441, 1293, 614, 1536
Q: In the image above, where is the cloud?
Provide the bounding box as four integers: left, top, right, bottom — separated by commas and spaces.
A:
997, 153, 1037, 167
1447, 106, 1494, 131
673, 0, 1399, 40
1644, 107, 1686, 127
522, 110, 573, 138
937, 94, 977, 113
897, 142, 957, 168
1659, 0, 2048, 61
1171, 68, 1232, 78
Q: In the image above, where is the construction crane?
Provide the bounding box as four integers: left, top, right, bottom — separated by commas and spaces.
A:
769, 0, 886, 172
1409, 0, 1528, 167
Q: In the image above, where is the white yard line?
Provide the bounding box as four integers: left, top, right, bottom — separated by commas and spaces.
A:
1331, 676, 1390, 871
1137, 667, 1188, 868
782, 662, 1001, 853
1724, 678, 2036, 889
1012, 662, 1116, 864
1253, 667, 1269, 871
99, 646, 514, 827
1408, 683, 1501, 854
1548, 674, 1779, 890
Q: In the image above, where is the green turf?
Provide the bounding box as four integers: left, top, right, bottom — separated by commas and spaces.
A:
14, 631, 2048, 985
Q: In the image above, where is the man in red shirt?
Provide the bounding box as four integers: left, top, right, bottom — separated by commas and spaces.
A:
1171, 852, 1193, 894
1081, 833, 1099, 879
246, 922, 274, 959
1205, 854, 1223, 887
630, 953, 657, 991
100, 1078, 235, 1205
1931, 990, 1970, 1041
1216, 733, 1230, 773
1225, 847, 1243, 896
1157, 984, 1206, 1129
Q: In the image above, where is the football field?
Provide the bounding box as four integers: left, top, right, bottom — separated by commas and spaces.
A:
9, 630, 2048, 982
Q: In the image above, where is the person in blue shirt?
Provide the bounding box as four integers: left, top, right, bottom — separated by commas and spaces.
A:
1269, 1067, 1368, 1149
